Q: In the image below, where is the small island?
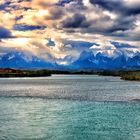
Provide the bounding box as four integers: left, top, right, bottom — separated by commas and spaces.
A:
0, 68, 51, 77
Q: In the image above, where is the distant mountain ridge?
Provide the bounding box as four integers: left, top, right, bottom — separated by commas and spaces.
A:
0, 42, 140, 70
69, 50, 140, 70
0, 51, 57, 69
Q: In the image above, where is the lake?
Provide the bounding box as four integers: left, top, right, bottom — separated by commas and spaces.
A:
0, 75, 140, 140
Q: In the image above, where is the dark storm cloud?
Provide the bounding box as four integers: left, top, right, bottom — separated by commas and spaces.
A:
15, 15, 23, 21
62, 13, 90, 28
90, 0, 122, 12
0, 1, 11, 11
0, 0, 32, 12
105, 16, 135, 34
57, 0, 73, 6
90, 0, 140, 15
57, 0, 84, 7
62, 12, 134, 37
0, 27, 13, 39
59, 0, 140, 40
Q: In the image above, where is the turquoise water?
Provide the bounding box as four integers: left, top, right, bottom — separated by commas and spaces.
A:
0, 75, 140, 140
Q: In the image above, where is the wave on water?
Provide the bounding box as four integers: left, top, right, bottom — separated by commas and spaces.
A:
0, 75, 140, 102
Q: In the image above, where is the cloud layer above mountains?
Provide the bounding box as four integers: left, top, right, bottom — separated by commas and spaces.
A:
0, 0, 140, 68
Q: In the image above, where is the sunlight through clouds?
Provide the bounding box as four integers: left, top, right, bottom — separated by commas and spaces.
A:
0, 0, 140, 68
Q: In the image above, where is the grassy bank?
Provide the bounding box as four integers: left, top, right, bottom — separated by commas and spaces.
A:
0, 70, 51, 77
120, 71, 140, 81
97, 70, 140, 81
0, 68, 140, 81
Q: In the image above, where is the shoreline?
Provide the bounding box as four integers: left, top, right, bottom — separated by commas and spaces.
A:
0, 68, 139, 81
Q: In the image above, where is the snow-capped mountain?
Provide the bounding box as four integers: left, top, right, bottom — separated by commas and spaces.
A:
0, 51, 57, 69
0, 42, 140, 70
69, 50, 140, 70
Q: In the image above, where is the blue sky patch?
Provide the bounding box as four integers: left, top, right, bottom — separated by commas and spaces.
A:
13, 24, 46, 31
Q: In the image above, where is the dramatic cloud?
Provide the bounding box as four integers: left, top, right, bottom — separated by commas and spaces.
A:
0, 0, 140, 67
62, 13, 89, 28
90, 0, 140, 15
0, 26, 13, 38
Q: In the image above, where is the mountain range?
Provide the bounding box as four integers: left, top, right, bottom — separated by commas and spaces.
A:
69, 50, 140, 70
0, 42, 140, 70
0, 52, 57, 69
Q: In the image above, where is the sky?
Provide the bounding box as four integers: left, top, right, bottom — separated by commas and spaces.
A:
0, 0, 140, 67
